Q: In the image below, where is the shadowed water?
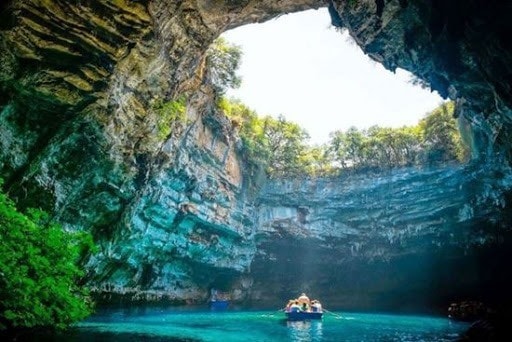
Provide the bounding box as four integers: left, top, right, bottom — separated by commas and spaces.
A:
6, 307, 469, 341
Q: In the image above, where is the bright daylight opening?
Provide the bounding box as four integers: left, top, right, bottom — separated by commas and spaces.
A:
221, 8, 444, 145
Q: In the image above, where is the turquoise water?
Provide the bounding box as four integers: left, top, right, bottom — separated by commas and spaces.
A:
51, 307, 469, 342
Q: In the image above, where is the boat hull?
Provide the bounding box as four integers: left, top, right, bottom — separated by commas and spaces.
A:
286, 311, 323, 320
209, 300, 229, 310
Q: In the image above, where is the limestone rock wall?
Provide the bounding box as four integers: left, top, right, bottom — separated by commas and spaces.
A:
251, 164, 512, 308
87, 87, 258, 303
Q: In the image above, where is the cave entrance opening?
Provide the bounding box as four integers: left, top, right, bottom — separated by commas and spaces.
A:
220, 8, 444, 146
216, 8, 468, 176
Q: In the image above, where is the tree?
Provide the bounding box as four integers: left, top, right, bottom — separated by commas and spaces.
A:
419, 101, 469, 164
219, 98, 469, 177
263, 115, 310, 177
328, 127, 367, 168
218, 99, 314, 177
0, 180, 94, 330
205, 37, 242, 94
299, 145, 334, 177
327, 102, 468, 171
217, 97, 269, 167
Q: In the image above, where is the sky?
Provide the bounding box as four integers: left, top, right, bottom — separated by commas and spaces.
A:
221, 8, 444, 145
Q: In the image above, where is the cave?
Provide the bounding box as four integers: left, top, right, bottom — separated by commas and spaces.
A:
1, 0, 512, 339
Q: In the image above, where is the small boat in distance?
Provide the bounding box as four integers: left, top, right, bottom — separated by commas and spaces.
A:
209, 288, 229, 310
284, 293, 323, 320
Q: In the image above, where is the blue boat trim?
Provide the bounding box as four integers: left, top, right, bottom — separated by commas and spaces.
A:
286, 311, 323, 320
209, 300, 229, 309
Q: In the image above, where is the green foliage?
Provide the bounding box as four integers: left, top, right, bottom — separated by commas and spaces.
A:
298, 145, 335, 177
347, 0, 358, 8
153, 95, 187, 139
218, 97, 268, 167
218, 98, 333, 178
262, 115, 311, 177
328, 101, 469, 171
419, 102, 469, 163
0, 180, 93, 330
205, 37, 242, 94
329, 125, 423, 169
219, 98, 468, 178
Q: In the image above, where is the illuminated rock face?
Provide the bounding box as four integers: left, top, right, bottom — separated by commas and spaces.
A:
1, 0, 512, 307
252, 165, 512, 308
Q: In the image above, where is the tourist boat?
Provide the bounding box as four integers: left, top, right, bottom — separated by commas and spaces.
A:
284, 295, 323, 320
286, 310, 323, 321
209, 299, 229, 310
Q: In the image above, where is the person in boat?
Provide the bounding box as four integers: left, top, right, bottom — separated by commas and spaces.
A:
311, 300, 323, 313
285, 300, 295, 312
289, 301, 301, 313
298, 293, 310, 306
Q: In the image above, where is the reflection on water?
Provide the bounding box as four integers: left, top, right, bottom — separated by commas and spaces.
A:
287, 320, 323, 341
0, 308, 469, 342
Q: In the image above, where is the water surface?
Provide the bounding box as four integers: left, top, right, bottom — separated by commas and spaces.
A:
12, 307, 470, 341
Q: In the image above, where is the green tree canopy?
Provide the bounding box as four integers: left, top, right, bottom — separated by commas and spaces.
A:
328, 101, 469, 171
419, 101, 468, 163
0, 180, 94, 330
205, 37, 242, 94
218, 98, 468, 178
210, 38, 469, 177
218, 98, 322, 177
262, 115, 311, 177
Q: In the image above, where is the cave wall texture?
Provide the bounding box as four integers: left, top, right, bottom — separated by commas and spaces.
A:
1, 0, 512, 310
